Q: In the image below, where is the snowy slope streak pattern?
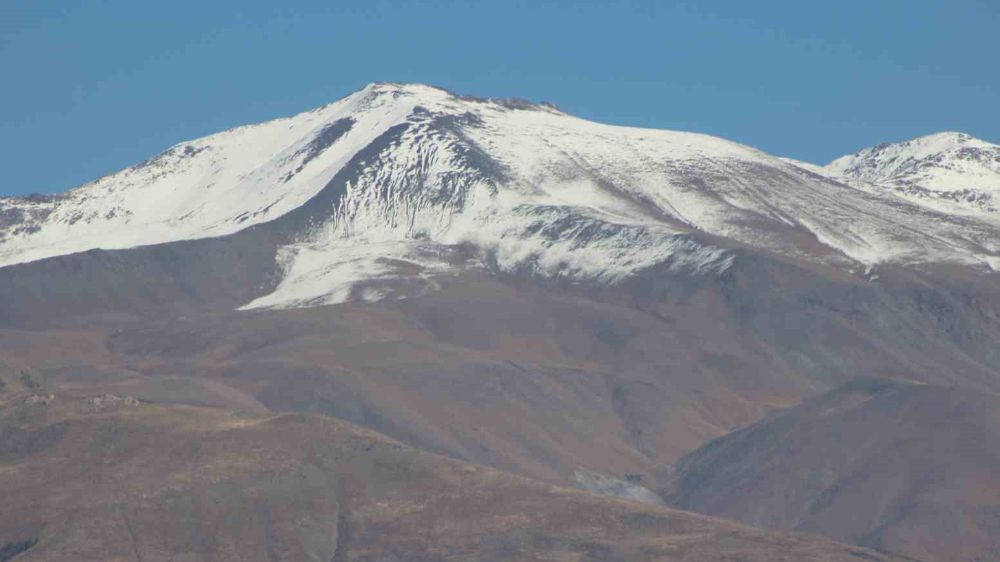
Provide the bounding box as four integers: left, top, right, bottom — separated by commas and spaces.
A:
2, 83, 998, 309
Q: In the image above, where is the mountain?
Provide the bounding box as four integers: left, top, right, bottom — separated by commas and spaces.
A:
820, 132, 1000, 218
2, 83, 1000, 560
661, 378, 1000, 562
0, 390, 910, 562
1, 83, 998, 311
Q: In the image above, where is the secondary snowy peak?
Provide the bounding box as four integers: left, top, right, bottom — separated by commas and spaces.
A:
2, 83, 999, 309
826, 132, 999, 186
823, 132, 1000, 216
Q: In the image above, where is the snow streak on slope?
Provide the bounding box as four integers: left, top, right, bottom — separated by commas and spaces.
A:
822, 132, 1000, 218
0, 85, 424, 267
457, 106, 999, 268
2, 83, 999, 309
245, 86, 1000, 308
242, 94, 737, 309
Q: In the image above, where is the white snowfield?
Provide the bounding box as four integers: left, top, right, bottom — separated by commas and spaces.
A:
2, 83, 999, 309
0, 85, 420, 267
819, 132, 1000, 219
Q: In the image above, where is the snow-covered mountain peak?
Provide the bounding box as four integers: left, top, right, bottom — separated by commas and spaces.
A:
820, 132, 1000, 218
2, 86, 999, 309
0, 83, 443, 267
348, 81, 450, 107
826, 131, 999, 182
345, 81, 564, 116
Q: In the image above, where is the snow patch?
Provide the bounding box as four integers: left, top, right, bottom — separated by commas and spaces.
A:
572, 470, 665, 506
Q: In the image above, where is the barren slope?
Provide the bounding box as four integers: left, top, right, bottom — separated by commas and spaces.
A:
661, 378, 1000, 562
0, 389, 911, 562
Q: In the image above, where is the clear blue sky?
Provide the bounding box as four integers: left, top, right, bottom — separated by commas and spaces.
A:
2, 0, 998, 196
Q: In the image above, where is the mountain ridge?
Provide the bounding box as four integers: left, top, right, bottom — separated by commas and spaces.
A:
2, 83, 999, 312
815, 131, 1000, 218
661, 377, 1000, 561
2, 83, 1000, 561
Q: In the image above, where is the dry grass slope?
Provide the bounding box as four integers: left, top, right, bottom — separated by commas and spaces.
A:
0, 391, 911, 562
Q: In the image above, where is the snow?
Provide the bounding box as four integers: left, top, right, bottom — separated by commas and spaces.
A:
0, 83, 450, 267
778, 157, 829, 176
3, 83, 999, 310
825, 132, 1000, 190
241, 240, 459, 309
821, 132, 1000, 219
571, 470, 665, 506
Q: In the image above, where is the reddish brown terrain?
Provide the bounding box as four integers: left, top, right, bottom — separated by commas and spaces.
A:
0, 381, 913, 562
662, 378, 1000, 562
2, 84, 999, 561
1, 262, 998, 560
